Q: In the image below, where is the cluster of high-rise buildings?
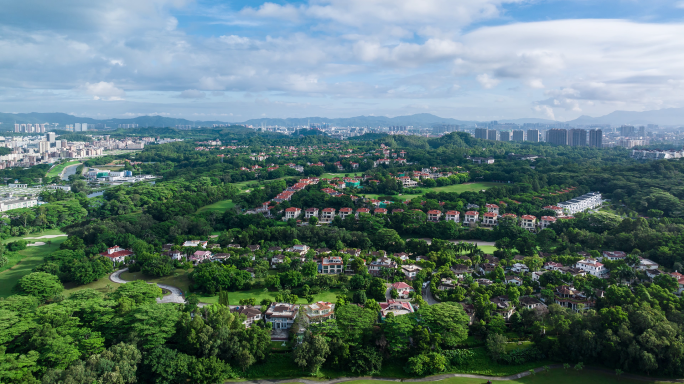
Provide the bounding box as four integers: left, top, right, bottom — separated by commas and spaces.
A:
14, 124, 47, 133
63, 123, 89, 132
544, 128, 604, 147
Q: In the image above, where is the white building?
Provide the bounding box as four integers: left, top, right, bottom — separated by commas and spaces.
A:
401, 264, 422, 280
284, 207, 301, 220
482, 212, 498, 226
558, 192, 602, 215
0, 197, 38, 212
464, 211, 479, 224
304, 208, 319, 219
520, 215, 536, 231
445, 210, 460, 222
576, 258, 607, 277
539, 216, 557, 229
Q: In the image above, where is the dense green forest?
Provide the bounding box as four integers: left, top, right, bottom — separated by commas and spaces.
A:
2, 131, 684, 382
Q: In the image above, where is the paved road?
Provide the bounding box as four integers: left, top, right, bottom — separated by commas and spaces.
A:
422, 283, 439, 305
110, 268, 186, 304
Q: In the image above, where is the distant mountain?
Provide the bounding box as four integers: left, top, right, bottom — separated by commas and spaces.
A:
0, 112, 232, 130
498, 118, 557, 124
567, 108, 684, 126
242, 113, 479, 127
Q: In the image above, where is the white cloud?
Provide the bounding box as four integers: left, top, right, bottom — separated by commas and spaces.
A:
676, 1, 684, 8
534, 105, 555, 120
83, 82, 125, 100
477, 74, 500, 89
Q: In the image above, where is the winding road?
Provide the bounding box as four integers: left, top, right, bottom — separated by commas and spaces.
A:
110, 268, 186, 304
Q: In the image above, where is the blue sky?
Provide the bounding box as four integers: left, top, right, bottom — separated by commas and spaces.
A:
1, 0, 684, 122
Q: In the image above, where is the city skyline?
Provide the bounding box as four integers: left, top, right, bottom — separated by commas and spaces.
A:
2, 1, 684, 121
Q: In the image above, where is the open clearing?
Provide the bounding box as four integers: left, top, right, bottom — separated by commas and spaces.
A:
0, 237, 66, 297
119, 269, 192, 294
320, 172, 364, 179
197, 199, 236, 213
361, 182, 500, 201
46, 160, 81, 178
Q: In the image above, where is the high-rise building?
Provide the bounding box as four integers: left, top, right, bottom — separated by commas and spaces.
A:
14, 124, 20, 133
569, 129, 587, 146
546, 129, 568, 145
475, 128, 488, 140
512, 130, 524, 142
74, 123, 82, 132
81, 124, 88, 132
499, 131, 510, 141
487, 130, 497, 141
638, 126, 645, 137
46, 132, 56, 143
620, 125, 636, 136
589, 129, 603, 148
526, 129, 540, 142
39, 141, 50, 153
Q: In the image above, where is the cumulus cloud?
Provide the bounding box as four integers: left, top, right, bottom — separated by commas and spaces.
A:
477, 74, 500, 89
1, 0, 684, 119
83, 82, 125, 100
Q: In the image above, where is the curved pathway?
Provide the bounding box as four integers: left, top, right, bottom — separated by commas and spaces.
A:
110, 268, 186, 304
229, 365, 682, 384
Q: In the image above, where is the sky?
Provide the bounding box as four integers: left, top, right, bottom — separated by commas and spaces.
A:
2, 0, 684, 122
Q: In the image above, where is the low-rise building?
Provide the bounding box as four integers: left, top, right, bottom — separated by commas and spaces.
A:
321, 256, 344, 274
284, 207, 301, 220
379, 300, 414, 318
485, 204, 499, 214
576, 258, 607, 277
265, 303, 299, 329
482, 212, 498, 226
520, 215, 536, 231
391, 282, 414, 298
539, 216, 557, 229
303, 301, 335, 324
99, 245, 133, 265
320, 208, 335, 223
554, 285, 595, 311
305, 208, 319, 219
368, 257, 398, 276
338, 207, 353, 219
374, 208, 388, 215
232, 306, 263, 328
401, 264, 422, 280
445, 210, 460, 222
0, 197, 38, 212
558, 192, 602, 215
464, 211, 479, 224
601, 251, 627, 261
427, 210, 442, 222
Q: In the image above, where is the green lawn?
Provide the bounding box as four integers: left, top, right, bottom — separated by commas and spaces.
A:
361, 182, 500, 201
46, 160, 81, 178
197, 199, 235, 213
199, 287, 343, 305
119, 269, 192, 294
1, 228, 66, 245
0, 237, 66, 297
63, 276, 121, 296
320, 172, 364, 179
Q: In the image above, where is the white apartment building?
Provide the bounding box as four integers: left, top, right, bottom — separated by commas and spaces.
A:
284, 207, 301, 220
320, 208, 335, 223
464, 211, 479, 224
338, 207, 353, 219
482, 212, 498, 227
485, 204, 499, 214
427, 210, 442, 222
576, 258, 607, 277
520, 215, 537, 231
402, 264, 423, 280
539, 216, 557, 229
558, 192, 602, 215
0, 197, 38, 212
321, 256, 344, 274
445, 210, 460, 222
304, 208, 319, 219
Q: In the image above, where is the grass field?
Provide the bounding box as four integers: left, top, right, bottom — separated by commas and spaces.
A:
0, 237, 66, 297
120, 269, 192, 293
320, 172, 364, 179
63, 276, 121, 296
46, 160, 81, 178
361, 182, 500, 201
197, 199, 236, 213
198, 287, 343, 305
1, 228, 66, 245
